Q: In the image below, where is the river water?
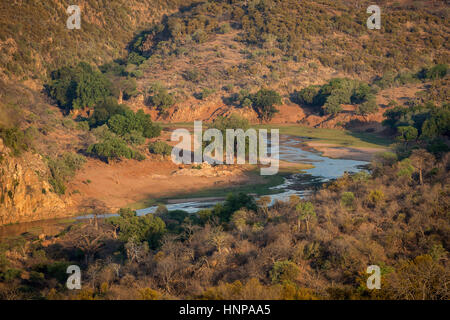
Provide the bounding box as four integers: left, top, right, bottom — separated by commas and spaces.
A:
0, 135, 368, 237
135, 135, 368, 215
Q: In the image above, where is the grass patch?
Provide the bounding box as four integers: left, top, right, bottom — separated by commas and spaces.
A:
256, 124, 392, 149
161, 123, 391, 149
127, 198, 159, 211
132, 162, 313, 209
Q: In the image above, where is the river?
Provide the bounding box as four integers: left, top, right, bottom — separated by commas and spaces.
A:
134, 135, 368, 215
0, 135, 368, 237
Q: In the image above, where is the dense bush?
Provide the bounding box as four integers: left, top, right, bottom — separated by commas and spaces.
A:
148, 141, 172, 156
46, 62, 112, 112
0, 127, 33, 156
146, 84, 175, 113
296, 78, 376, 116
249, 89, 281, 121
107, 109, 161, 139
421, 64, 448, 80
87, 136, 145, 163
107, 208, 166, 249
47, 153, 86, 195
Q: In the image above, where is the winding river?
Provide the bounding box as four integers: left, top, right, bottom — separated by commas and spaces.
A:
135, 135, 368, 215
0, 135, 368, 237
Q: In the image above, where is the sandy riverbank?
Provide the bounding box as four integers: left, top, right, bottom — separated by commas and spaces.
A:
66, 139, 382, 213
305, 142, 386, 161
67, 157, 264, 212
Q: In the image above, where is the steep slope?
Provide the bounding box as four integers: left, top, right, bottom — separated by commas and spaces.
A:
0, 0, 197, 80
0, 139, 69, 225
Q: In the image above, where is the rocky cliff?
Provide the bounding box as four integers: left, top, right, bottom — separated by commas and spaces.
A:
0, 138, 70, 226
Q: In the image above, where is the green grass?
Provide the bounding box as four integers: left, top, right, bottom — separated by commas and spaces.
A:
160, 122, 392, 149
162, 170, 286, 200
127, 198, 159, 211
256, 124, 392, 149
129, 122, 389, 211
130, 172, 285, 210
129, 165, 311, 210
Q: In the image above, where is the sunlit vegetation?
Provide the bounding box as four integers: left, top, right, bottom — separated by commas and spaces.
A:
0, 0, 196, 78
47, 153, 86, 195
0, 0, 449, 302
1, 144, 448, 299
148, 141, 172, 156
46, 62, 113, 112
295, 78, 377, 115
0, 127, 34, 156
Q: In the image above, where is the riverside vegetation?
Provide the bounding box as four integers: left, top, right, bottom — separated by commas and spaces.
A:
0, 0, 449, 300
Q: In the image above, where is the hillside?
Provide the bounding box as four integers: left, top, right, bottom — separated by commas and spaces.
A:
0, 0, 449, 302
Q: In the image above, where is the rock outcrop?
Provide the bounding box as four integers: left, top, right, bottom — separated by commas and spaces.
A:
0, 138, 70, 226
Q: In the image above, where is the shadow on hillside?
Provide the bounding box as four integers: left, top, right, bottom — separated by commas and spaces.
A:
345, 126, 392, 147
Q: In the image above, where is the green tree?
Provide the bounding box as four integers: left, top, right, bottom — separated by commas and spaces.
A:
107, 208, 166, 249
47, 62, 112, 112
270, 260, 300, 284
322, 95, 342, 115
409, 149, 434, 185
250, 89, 281, 121
397, 126, 418, 145
356, 99, 379, 116
340, 192, 356, 210
295, 201, 316, 233
296, 86, 321, 106
148, 141, 172, 156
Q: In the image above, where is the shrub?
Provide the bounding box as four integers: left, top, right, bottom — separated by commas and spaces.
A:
356, 99, 378, 116
270, 260, 300, 284
0, 127, 33, 156
127, 52, 146, 65
107, 208, 166, 248
183, 69, 201, 82
148, 141, 172, 156
192, 30, 208, 43
48, 152, 86, 195
196, 88, 216, 100
123, 130, 145, 146
46, 62, 112, 112
367, 189, 384, 206
423, 64, 448, 80
250, 89, 281, 121
87, 137, 145, 163
340, 192, 356, 210
375, 152, 398, 166
396, 158, 415, 178
146, 86, 175, 112
217, 23, 231, 34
